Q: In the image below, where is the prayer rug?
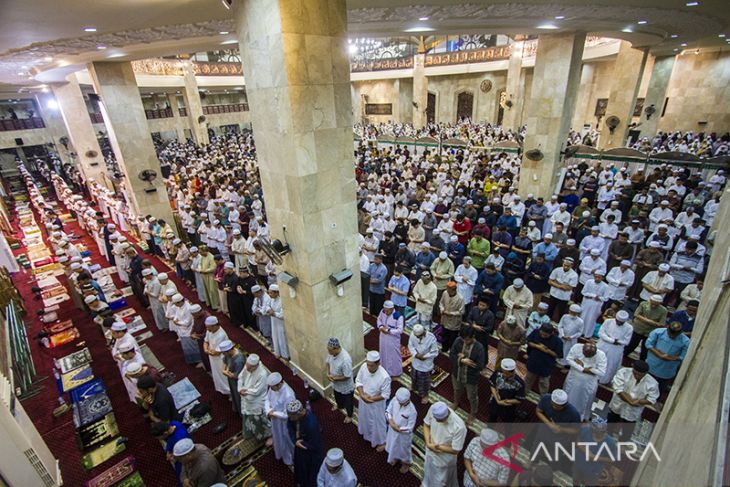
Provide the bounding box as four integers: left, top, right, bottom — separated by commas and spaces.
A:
222, 436, 264, 466
111, 470, 144, 487
84, 456, 135, 487
73, 392, 114, 428
134, 331, 154, 343
400, 361, 449, 389
41, 285, 67, 300
168, 377, 201, 410
61, 364, 94, 391
49, 327, 80, 347
139, 344, 165, 372
115, 309, 136, 320
81, 439, 126, 470
43, 292, 70, 306
362, 320, 372, 336
126, 316, 147, 334
225, 465, 265, 487
77, 413, 120, 450
47, 319, 74, 334
59, 347, 93, 373
70, 378, 106, 403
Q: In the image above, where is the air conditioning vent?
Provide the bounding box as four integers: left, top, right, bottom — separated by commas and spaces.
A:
23, 448, 55, 487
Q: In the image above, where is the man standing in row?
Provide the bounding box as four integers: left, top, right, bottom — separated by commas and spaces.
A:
355, 351, 391, 452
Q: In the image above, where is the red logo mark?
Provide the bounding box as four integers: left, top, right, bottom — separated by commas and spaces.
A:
482, 433, 524, 473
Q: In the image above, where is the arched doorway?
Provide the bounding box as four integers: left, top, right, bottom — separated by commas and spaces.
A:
456, 91, 474, 122
426, 92, 436, 124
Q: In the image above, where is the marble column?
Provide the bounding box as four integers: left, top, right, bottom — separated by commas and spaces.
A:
412, 53, 428, 127
518, 33, 585, 199
88, 61, 176, 227
234, 0, 364, 391
502, 40, 525, 131
49, 78, 111, 189
167, 93, 189, 142
571, 63, 595, 130
34, 92, 73, 166
181, 61, 210, 145
639, 55, 676, 140
598, 41, 648, 149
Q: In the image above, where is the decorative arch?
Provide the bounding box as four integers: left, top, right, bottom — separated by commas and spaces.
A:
455, 90, 474, 122
426, 91, 437, 124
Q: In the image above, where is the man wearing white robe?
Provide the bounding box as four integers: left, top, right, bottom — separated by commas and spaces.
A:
557, 304, 584, 366
564, 342, 607, 421
501, 278, 533, 328
385, 388, 417, 473
266, 285, 289, 359
317, 448, 358, 487
580, 271, 610, 337
454, 257, 478, 306
203, 316, 231, 395
578, 249, 606, 285
579, 227, 606, 260
264, 372, 295, 466
606, 260, 635, 305
119, 344, 145, 402
422, 402, 466, 487
231, 230, 247, 271
252, 285, 272, 341
597, 310, 634, 385
111, 322, 140, 372
355, 351, 391, 450
238, 354, 271, 441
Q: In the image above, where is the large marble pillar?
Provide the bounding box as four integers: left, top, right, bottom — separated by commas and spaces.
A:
502, 40, 525, 131
34, 92, 73, 166
182, 61, 210, 145
638, 55, 676, 139
88, 61, 176, 226
49, 78, 111, 189
598, 41, 648, 148
167, 93, 189, 142
412, 52, 428, 127
234, 0, 364, 390
518, 33, 585, 199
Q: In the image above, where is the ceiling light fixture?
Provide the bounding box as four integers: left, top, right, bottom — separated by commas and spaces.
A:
221, 39, 238, 45
670, 34, 679, 38
17, 71, 24, 75
719, 34, 726, 38
537, 23, 559, 30
637, 20, 648, 25
419, 16, 429, 21
622, 27, 633, 33
84, 27, 97, 32
673, 48, 679, 52
97, 45, 106, 50
685, 1, 699, 5
219, 31, 229, 35
107, 52, 125, 58
681, 42, 688, 46
554, 15, 565, 20
404, 26, 435, 32
44, 56, 53, 61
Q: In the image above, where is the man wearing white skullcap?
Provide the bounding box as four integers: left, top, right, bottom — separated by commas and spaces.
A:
564, 341, 607, 421
251, 284, 273, 342
430, 250, 455, 298
264, 372, 295, 466
385, 387, 417, 472
355, 351, 391, 451
174, 437, 226, 486
203, 316, 231, 394
597, 310, 634, 385
238, 353, 271, 442
502, 277, 533, 328
407, 323, 439, 404
266, 284, 289, 359
463, 428, 511, 486
556, 304, 584, 366
317, 448, 357, 487
422, 401, 466, 487
605, 259, 635, 306
579, 269, 610, 337
533, 388, 581, 462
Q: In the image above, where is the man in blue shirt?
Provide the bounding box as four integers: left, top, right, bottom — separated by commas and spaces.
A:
446, 235, 466, 267
573, 418, 617, 486
475, 263, 504, 313
525, 323, 563, 395
387, 266, 410, 315
414, 244, 436, 281
496, 207, 518, 235
368, 254, 388, 316
533, 389, 581, 466
151, 420, 191, 486
646, 321, 690, 393
667, 300, 698, 337
532, 234, 559, 266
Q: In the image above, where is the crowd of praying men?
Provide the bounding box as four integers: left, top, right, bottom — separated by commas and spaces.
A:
31, 117, 728, 486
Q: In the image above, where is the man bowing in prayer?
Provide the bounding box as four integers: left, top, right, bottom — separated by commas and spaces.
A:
264, 372, 295, 466
385, 387, 417, 474
564, 341, 608, 421
377, 300, 404, 377
238, 353, 271, 442
317, 448, 358, 487
287, 400, 324, 487
422, 401, 467, 487
203, 316, 230, 395
355, 350, 391, 452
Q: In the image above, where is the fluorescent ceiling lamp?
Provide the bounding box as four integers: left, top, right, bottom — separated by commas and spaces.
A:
404, 25, 435, 32
221, 39, 238, 45
537, 23, 559, 30
84, 27, 97, 32
622, 27, 633, 33
107, 52, 125, 58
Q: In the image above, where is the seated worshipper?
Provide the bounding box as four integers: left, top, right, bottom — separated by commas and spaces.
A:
266, 285, 289, 360
564, 342, 608, 421
218, 340, 244, 415
579, 270, 610, 337
150, 420, 191, 486
495, 315, 525, 369
252, 284, 273, 343
169, 294, 203, 368
607, 360, 660, 441
85, 294, 111, 323
77, 271, 106, 303
525, 323, 563, 395
449, 326, 486, 424
407, 324, 439, 405
572, 418, 618, 487
526, 302, 551, 336
488, 358, 525, 423
356, 351, 391, 451
238, 353, 271, 442
533, 389, 581, 465
597, 310, 634, 385
287, 400, 325, 487
203, 316, 231, 395
463, 428, 512, 487
385, 388, 417, 474
645, 321, 690, 393
173, 438, 226, 487
326, 338, 355, 423
137, 375, 181, 422
412, 271, 437, 331
558, 305, 584, 368
502, 278, 533, 328
439, 281, 465, 352
377, 300, 404, 377
264, 372, 295, 466
422, 402, 467, 487
317, 448, 357, 487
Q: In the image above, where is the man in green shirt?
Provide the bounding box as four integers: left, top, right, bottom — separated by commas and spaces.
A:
625, 294, 667, 361
466, 232, 490, 270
